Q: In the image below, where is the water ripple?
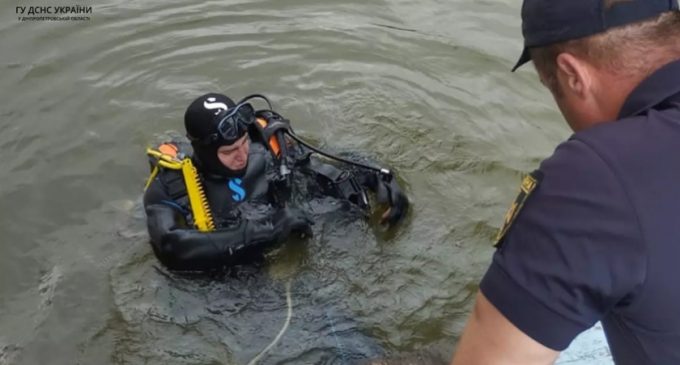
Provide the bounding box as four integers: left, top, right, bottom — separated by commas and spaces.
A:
0, 0, 572, 363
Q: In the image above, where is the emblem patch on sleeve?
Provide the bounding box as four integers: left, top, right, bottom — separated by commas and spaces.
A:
494, 170, 543, 247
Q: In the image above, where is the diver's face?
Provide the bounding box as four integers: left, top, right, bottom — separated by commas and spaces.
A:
217, 135, 249, 171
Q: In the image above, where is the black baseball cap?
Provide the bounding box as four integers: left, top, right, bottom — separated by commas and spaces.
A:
512, 0, 679, 71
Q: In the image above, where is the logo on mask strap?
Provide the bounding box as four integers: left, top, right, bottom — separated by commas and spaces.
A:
228, 178, 246, 202
204, 97, 228, 115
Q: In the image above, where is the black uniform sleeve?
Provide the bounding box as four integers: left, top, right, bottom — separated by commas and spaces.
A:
143, 176, 281, 271
480, 138, 647, 350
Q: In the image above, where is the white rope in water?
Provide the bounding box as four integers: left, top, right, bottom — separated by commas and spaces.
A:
245, 279, 294, 365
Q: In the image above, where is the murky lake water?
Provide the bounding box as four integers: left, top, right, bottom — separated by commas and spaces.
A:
0, 0, 611, 364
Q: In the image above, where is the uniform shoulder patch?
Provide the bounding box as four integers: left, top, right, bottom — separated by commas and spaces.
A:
494, 170, 543, 247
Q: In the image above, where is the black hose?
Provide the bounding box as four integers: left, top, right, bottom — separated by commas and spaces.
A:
237, 94, 273, 110
285, 130, 392, 179
242, 93, 393, 181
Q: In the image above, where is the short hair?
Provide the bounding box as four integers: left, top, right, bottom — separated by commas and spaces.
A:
530, 10, 680, 93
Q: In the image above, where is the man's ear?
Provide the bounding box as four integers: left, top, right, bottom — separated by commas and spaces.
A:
555, 53, 593, 100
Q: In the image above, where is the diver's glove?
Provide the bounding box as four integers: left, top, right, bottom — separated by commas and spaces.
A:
256, 110, 292, 141
372, 173, 409, 225
272, 206, 313, 241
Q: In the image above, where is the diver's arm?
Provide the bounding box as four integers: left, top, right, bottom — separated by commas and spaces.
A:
144, 173, 274, 270
145, 204, 281, 270
145, 204, 311, 271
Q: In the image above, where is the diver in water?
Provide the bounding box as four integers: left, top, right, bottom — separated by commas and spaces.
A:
143, 93, 409, 271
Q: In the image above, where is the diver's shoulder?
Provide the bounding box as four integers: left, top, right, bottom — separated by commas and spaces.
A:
150, 167, 186, 197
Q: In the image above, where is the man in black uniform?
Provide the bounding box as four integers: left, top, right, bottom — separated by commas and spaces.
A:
452, 1, 680, 365
144, 93, 408, 272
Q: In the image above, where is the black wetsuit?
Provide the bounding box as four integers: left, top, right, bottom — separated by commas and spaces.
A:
143, 128, 401, 271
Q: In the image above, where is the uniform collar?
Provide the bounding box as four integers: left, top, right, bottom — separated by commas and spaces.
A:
619, 59, 680, 119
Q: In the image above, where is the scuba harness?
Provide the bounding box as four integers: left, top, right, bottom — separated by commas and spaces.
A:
145, 94, 392, 233
145, 142, 216, 232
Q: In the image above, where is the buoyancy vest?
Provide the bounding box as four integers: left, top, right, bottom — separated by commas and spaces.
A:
145, 118, 282, 232
145, 140, 216, 232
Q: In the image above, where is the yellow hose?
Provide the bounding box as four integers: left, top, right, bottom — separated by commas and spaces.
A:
145, 146, 215, 231
144, 166, 160, 191
181, 159, 215, 232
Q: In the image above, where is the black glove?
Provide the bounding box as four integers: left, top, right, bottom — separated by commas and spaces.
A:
256, 110, 292, 141
374, 174, 409, 225
272, 207, 313, 242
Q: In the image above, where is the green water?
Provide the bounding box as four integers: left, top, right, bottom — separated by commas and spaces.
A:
0, 0, 575, 364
